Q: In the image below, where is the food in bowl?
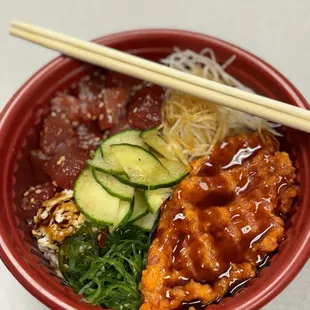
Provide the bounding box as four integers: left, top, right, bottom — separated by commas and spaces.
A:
19, 48, 298, 310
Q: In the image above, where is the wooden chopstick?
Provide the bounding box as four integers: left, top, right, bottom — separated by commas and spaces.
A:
11, 21, 310, 122
9, 22, 310, 133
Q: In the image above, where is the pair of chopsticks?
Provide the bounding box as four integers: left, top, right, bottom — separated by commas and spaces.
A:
9, 21, 310, 133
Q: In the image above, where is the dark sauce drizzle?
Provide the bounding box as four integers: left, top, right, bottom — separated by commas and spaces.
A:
178, 300, 207, 310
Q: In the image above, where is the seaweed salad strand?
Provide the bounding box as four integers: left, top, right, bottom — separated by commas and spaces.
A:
58, 223, 153, 310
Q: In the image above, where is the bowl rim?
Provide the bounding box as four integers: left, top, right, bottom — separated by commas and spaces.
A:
0, 28, 309, 310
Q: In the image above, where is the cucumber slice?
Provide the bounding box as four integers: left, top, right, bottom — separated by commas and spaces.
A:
145, 188, 173, 213
93, 170, 134, 202
114, 175, 147, 189
113, 144, 188, 189
141, 127, 177, 161
74, 169, 120, 225
158, 157, 189, 185
110, 200, 133, 232
129, 191, 149, 222
100, 130, 149, 175
87, 148, 115, 173
133, 211, 159, 231
111, 144, 169, 188
157, 156, 189, 172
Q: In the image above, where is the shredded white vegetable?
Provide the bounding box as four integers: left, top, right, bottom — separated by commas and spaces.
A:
160, 48, 281, 164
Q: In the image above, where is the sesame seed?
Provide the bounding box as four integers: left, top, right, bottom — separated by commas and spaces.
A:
61, 113, 66, 119
52, 181, 58, 187
51, 112, 57, 117
24, 191, 29, 197
99, 114, 104, 120
117, 103, 122, 108
56, 156, 66, 165
86, 113, 92, 119
35, 189, 42, 194
41, 210, 49, 220
107, 108, 112, 114
72, 121, 79, 127
92, 116, 97, 121
133, 107, 138, 113
94, 137, 100, 142
98, 102, 104, 108
30, 198, 35, 203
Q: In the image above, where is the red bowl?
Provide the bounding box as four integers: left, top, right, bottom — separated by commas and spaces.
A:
0, 29, 309, 310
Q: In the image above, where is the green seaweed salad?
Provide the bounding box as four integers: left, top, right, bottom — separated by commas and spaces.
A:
58, 223, 154, 310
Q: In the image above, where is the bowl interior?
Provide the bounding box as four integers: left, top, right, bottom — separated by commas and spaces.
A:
0, 30, 309, 310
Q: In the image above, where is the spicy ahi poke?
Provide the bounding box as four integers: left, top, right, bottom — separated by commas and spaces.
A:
19, 48, 298, 310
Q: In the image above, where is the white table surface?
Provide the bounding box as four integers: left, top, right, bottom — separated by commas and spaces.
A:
0, 0, 309, 309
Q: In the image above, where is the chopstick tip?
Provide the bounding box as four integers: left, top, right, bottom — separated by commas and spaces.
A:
11, 20, 19, 26
10, 20, 28, 29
